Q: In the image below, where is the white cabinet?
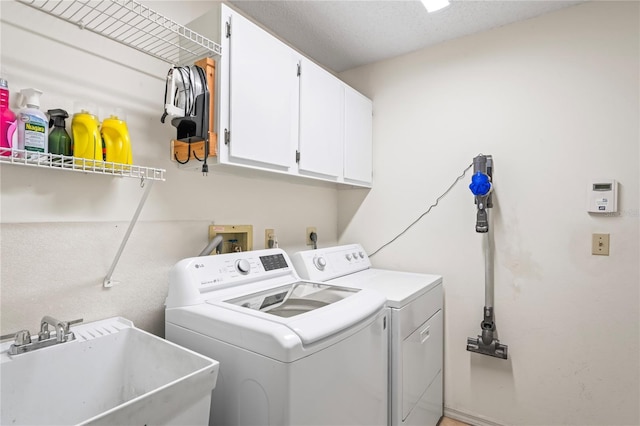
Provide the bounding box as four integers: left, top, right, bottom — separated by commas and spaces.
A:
225, 10, 300, 171
298, 58, 344, 179
192, 5, 372, 187
299, 65, 373, 185
344, 86, 373, 185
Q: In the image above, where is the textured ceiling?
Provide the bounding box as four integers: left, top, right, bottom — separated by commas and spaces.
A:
227, 0, 586, 73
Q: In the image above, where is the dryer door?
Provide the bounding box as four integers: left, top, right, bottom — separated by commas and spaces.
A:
402, 309, 443, 422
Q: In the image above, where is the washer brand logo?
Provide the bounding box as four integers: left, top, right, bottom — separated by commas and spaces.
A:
195, 263, 205, 269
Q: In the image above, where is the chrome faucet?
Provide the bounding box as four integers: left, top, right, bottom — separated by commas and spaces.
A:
39, 316, 72, 343
4, 316, 81, 356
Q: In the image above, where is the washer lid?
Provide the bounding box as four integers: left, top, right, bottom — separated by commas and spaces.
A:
225, 281, 358, 317
208, 281, 385, 345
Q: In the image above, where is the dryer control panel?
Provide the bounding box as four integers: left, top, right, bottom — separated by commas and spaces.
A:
291, 244, 372, 282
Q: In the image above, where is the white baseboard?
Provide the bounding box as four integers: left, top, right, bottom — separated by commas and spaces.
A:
444, 406, 504, 426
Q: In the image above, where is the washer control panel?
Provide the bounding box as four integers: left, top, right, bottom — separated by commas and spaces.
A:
291, 244, 371, 282
171, 249, 295, 294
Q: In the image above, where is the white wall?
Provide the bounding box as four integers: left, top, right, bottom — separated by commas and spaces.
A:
0, 1, 339, 337
339, 2, 639, 425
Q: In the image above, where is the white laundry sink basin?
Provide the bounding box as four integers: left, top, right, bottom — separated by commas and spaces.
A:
1, 317, 219, 426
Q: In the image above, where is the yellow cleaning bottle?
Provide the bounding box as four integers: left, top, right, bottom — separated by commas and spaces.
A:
100, 115, 132, 169
71, 110, 102, 167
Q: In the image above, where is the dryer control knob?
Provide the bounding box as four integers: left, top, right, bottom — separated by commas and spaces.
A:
313, 256, 327, 270
235, 259, 251, 274
358, 251, 365, 259
345, 253, 352, 261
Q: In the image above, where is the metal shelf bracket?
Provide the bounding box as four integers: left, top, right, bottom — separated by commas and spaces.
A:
103, 178, 155, 288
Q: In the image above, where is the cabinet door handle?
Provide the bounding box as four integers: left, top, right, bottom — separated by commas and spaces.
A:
420, 326, 431, 344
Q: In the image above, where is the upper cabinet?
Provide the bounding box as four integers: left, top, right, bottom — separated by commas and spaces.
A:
190, 4, 372, 187
298, 58, 344, 180
344, 86, 373, 185
225, 10, 300, 172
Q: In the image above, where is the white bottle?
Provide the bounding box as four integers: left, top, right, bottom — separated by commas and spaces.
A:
17, 88, 48, 160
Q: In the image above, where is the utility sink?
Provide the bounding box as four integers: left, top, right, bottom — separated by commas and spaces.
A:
1, 317, 219, 425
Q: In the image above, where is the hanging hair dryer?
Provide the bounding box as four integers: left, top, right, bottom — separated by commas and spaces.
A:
466, 154, 508, 359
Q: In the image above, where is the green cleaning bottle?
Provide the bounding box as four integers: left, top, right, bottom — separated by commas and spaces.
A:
48, 109, 72, 158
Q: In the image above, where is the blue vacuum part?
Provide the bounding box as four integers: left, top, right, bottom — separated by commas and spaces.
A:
469, 171, 492, 196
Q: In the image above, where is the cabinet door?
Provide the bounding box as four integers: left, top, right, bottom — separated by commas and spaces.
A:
344, 86, 373, 185
227, 11, 299, 170
298, 58, 343, 179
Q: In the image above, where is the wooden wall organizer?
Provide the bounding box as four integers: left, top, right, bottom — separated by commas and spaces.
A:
170, 57, 217, 163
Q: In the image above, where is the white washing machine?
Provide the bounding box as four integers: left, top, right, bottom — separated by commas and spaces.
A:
292, 244, 443, 426
165, 248, 389, 426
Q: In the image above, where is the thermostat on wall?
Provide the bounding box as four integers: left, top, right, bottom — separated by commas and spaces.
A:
587, 179, 618, 213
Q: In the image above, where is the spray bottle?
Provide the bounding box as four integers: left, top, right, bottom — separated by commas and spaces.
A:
48, 109, 72, 158
17, 88, 48, 159
0, 78, 16, 157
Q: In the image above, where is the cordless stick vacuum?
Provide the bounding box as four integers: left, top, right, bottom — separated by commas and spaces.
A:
466, 154, 508, 359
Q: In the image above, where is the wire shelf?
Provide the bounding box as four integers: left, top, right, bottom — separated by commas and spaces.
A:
16, 0, 221, 66
0, 149, 166, 181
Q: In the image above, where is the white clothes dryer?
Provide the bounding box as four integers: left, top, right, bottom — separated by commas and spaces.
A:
165, 248, 389, 426
292, 244, 443, 426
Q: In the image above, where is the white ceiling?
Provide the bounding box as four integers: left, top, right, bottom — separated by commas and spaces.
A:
227, 0, 586, 73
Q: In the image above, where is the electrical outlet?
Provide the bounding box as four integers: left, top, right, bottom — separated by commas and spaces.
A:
265, 228, 275, 249
306, 227, 317, 245
592, 233, 610, 256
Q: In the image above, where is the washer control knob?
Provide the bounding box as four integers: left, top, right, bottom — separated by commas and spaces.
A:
346, 253, 352, 261
359, 251, 365, 259
235, 259, 251, 274
313, 256, 327, 270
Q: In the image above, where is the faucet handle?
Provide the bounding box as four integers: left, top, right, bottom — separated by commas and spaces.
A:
58, 321, 73, 342
15, 330, 31, 346
38, 329, 50, 341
